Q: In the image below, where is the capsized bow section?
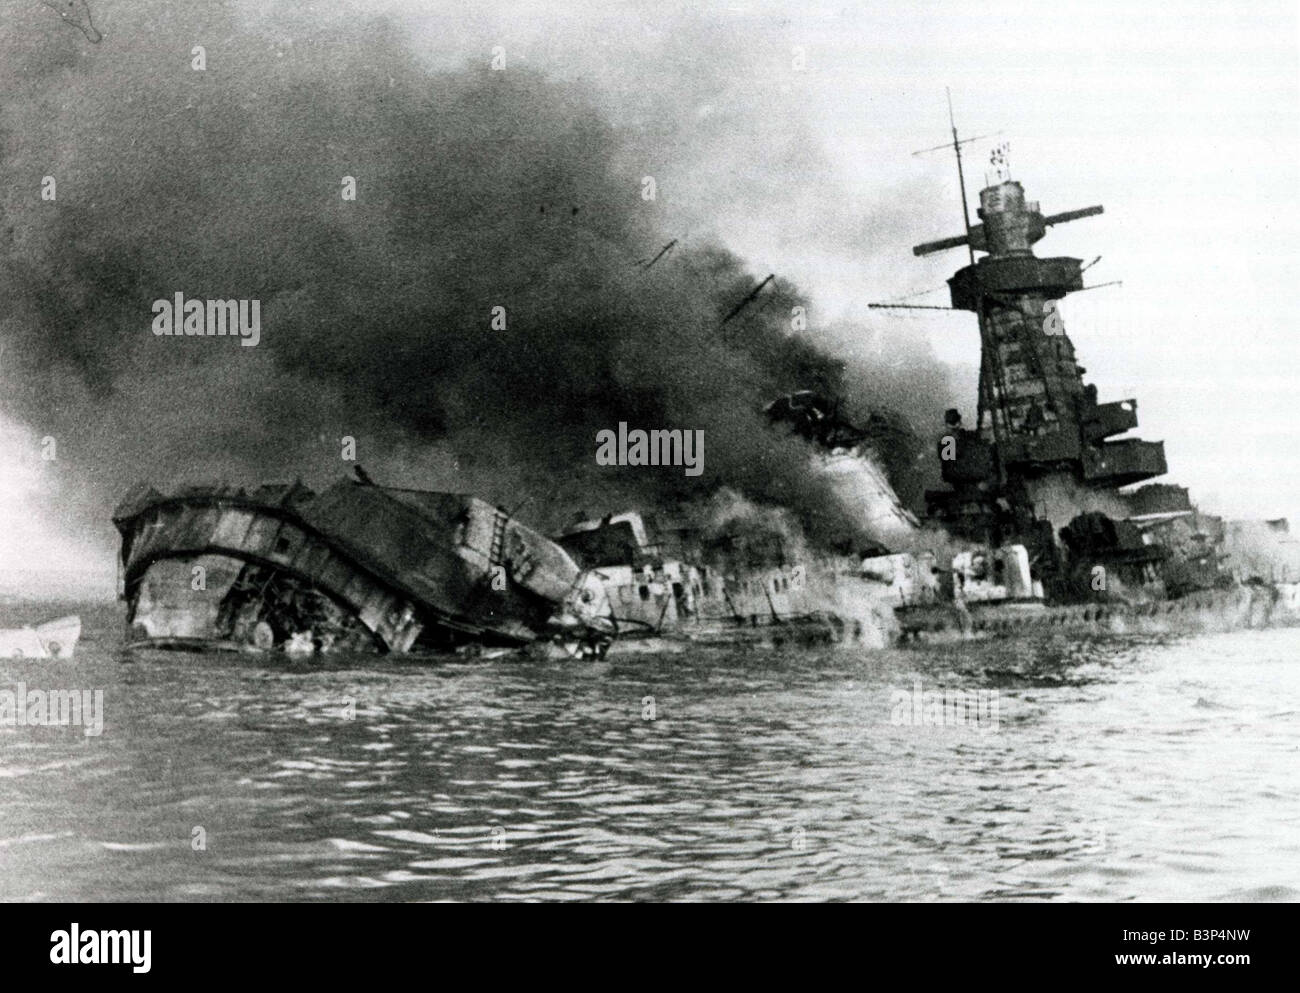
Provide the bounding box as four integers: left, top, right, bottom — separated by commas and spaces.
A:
113, 477, 614, 656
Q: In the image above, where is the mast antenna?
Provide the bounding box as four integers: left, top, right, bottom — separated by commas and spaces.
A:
946, 89, 973, 266
911, 90, 999, 266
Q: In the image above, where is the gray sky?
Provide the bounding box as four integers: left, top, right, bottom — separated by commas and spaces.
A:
414, 0, 1298, 523
318, 0, 1299, 519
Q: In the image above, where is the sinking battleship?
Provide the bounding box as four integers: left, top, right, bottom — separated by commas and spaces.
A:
539, 142, 1300, 646
114, 138, 1300, 657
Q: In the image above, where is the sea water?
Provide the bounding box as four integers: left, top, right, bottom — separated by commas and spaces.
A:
1, 602, 1296, 902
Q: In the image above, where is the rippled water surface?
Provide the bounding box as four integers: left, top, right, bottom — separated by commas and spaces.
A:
1, 602, 1298, 901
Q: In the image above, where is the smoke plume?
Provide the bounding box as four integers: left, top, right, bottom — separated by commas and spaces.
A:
1, 1, 957, 565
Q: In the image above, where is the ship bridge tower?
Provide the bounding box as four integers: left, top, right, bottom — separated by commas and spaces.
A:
911, 146, 1167, 542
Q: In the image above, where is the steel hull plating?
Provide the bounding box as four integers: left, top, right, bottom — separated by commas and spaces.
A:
114, 480, 611, 656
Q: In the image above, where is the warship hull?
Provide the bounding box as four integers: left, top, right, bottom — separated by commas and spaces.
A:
113, 478, 612, 656
589, 559, 1300, 655
896, 584, 1300, 643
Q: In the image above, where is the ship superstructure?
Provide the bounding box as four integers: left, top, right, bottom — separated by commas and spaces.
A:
902, 129, 1187, 600
917, 180, 1166, 523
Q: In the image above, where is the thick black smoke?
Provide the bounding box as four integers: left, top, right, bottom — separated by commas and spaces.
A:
1, 2, 952, 557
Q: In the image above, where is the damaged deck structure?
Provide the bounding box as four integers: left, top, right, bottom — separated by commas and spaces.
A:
114, 476, 613, 656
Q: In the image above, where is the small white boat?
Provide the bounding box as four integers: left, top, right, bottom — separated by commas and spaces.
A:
0, 615, 81, 659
